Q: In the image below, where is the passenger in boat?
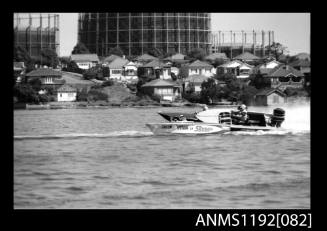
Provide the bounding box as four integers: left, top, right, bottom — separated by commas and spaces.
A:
202, 105, 209, 111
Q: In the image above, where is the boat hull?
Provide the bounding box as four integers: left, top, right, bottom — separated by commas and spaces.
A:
146, 122, 229, 135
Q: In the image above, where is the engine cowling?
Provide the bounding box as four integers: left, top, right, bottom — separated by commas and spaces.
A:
270, 108, 285, 127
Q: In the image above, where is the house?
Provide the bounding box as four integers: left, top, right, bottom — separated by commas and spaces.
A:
289, 59, 311, 88
56, 85, 77, 102
233, 52, 261, 65
217, 60, 253, 79
141, 79, 181, 102
254, 88, 287, 106
164, 53, 185, 63
264, 64, 305, 90
188, 60, 215, 77
14, 61, 25, 82
70, 54, 99, 70
289, 59, 310, 75
122, 61, 138, 83
183, 74, 212, 93
108, 57, 129, 81
25, 68, 65, 88
102, 54, 123, 66
135, 53, 158, 65
252, 59, 281, 75
294, 52, 310, 61
205, 53, 229, 64
139, 60, 172, 80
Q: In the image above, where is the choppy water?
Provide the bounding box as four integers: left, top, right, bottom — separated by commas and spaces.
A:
14, 103, 310, 209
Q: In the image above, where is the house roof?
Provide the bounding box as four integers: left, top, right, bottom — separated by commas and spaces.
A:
258, 60, 281, 69
165, 53, 185, 61
136, 54, 158, 62
233, 52, 261, 61
294, 52, 310, 60
289, 59, 310, 68
188, 60, 213, 68
70, 54, 99, 62
103, 54, 122, 63
57, 84, 77, 92
142, 78, 176, 87
266, 64, 304, 77
218, 60, 245, 68
256, 88, 286, 97
26, 68, 62, 77
184, 74, 211, 83
108, 57, 129, 69
142, 60, 170, 68
205, 53, 228, 61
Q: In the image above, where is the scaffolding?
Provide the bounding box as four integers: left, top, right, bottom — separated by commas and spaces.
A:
14, 13, 60, 58
78, 13, 211, 57
210, 30, 275, 58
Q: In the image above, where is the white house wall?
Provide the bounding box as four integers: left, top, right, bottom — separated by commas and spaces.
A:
57, 92, 77, 102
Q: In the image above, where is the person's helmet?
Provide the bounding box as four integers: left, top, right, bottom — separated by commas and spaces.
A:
238, 104, 246, 111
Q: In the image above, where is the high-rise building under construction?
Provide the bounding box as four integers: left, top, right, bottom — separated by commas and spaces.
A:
78, 13, 211, 57
14, 13, 60, 58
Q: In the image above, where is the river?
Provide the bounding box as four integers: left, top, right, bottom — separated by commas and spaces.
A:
14, 104, 310, 209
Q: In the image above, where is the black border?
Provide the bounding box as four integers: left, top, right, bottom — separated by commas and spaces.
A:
9, 6, 316, 230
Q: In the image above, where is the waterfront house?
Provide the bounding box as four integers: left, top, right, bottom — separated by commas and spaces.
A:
289, 59, 311, 88
141, 79, 181, 102
252, 59, 281, 75
294, 52, 310, 61
289, 59, 310, 75
188, 60, 215, 77
233, 52, 261, 65
264, 64, 305, 90
217, 60, 253, 79
122, 61, 138, 83
108, 57, 129, 81
56, 85, 77, 102
139, 60, 172, 80
25, 68, 65, 88
164, 53, 186, 65
135, 53, 158, 65
183, 74, 212, 93
254, 88, 287, 106
205, 53, 229, 65
70, 54, 99, 70
14, 61, 25, 83
102, 54, 122, 65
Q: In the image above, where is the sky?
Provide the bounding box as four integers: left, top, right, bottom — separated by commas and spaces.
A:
57, 13, 310, 57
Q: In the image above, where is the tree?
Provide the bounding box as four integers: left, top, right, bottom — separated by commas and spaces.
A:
13, 84, 39, 103
108, 46, 124, 57
178, 65, 189, 79
249, 73, 271, 89
211, 58, 227, 68
29, 78, 42, 92
266, 42, 288, 61
14, 46, 35, 73
200, 78, 222, 104
186, 48, 207, 61
72, 42, 90, 54
40, 48, 59, 68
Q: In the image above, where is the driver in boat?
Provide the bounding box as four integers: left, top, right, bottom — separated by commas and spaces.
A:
233, 104, 248, 123
179, 115, 187, 122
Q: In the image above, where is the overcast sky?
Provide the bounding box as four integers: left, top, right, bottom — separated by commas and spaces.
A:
57, 13, 310, 57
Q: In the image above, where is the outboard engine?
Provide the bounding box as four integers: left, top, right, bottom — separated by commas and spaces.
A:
270, 108, 285, 127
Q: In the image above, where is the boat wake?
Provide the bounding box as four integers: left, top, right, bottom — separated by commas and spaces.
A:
14, 131, 153, 140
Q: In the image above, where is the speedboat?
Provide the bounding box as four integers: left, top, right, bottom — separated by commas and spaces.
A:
146, 107, 285, 135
